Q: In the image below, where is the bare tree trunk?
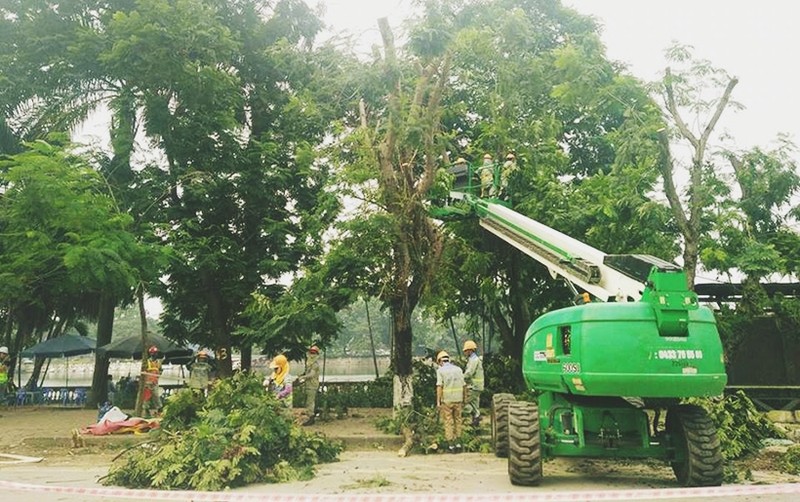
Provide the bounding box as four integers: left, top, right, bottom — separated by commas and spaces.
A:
201, 270, 232, 377
365, 298, 380, 379
89, 291, 115, 407
135, 285, 148, 417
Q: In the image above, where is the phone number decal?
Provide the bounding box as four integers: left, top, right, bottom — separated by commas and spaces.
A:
655, 349, 703, 360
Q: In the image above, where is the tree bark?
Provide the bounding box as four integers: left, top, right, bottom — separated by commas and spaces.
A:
88, 291, 115, 407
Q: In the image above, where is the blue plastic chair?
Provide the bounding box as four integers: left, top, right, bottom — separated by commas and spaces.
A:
74, 388, 88, 406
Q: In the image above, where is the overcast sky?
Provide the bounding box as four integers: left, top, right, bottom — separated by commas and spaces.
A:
323, 0, 800, 158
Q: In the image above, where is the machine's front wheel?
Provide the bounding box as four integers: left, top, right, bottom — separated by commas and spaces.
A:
666, 404, 723, 487
491, 393, 515, 458
508, 400, 543, 486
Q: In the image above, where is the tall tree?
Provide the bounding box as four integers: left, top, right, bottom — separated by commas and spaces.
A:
424, 0, 673, 359
329, 15, 450, 407
656, 43, 741, 287
0, 139, 148, 383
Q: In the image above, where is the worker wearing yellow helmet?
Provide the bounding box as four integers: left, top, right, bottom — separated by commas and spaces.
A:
264, 354, 294, 408
435, 350, 466, 453
462, 339, 485, 427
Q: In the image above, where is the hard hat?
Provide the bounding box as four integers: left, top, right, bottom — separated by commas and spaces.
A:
197, 350, 208, 359
483, 153, 492, 159
0, 346, 8, 354
270, 354, 288, 368
455, 157, 467, 163
308, 345, 320, 354
148, 345, 159, 355
436, 351, 450, 363
463, 340, 478, 352
506, 153, 515, 160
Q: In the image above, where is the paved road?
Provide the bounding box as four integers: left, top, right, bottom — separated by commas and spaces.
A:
2, 451, 800, 502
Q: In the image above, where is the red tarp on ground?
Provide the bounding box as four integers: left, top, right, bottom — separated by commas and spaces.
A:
81, 418, 160, 436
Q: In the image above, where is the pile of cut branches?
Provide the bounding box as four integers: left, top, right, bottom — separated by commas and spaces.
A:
102, 372, 342, 490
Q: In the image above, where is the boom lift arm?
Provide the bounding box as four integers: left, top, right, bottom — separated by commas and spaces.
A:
461, 193, 699, 337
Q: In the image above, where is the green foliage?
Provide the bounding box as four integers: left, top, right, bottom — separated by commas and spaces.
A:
102, 372, 342, 490
687, 391, 783, 460
780, 446, 800, 475
483, 353, 527, 400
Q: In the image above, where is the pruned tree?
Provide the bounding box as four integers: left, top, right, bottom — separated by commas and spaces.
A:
656, 43, 741, 287
348, 17, 450, 408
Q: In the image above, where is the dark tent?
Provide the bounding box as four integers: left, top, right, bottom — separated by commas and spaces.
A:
21, 333, 97, 358
97, 332, 192, 360
20, 333, 97, 389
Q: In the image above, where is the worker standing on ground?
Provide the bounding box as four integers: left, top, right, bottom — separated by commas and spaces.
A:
264, 354, 294, 408
0, 346, 10, 403
479, 153, 494, 197
436, 351, 466, 453
462, 340, 485, 427
296, 345, 321, 425
188, 350, 213, 395
142, 345, 163, 418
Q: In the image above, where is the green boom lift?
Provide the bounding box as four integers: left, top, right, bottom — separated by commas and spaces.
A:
436, 164, 726, 487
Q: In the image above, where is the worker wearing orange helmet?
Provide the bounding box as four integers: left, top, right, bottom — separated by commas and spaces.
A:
264, 354, 294, 407
188, 349, 212, 395
462, 340, 485, 427
296, 345, 321, 425
435, 350, 466, 453
142, 345, 163, 417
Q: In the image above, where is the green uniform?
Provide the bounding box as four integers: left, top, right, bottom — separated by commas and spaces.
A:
464, 352, 484, 421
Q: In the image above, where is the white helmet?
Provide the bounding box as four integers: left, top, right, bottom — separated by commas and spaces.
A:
0, 346, 8, 354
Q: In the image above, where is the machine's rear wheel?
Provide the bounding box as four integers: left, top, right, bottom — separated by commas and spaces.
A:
492, 393, 515, 458
666, 404, 723, 487
508, 400, 543, 486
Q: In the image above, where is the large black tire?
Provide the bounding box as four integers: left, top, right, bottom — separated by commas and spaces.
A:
492, 393, 516, 458
508, 400, 543, 486
666, 404, 723, 487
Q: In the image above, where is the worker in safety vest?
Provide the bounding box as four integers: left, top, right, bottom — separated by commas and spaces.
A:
142, 345, 163, 418
436, 351, 466, 453
188, 350, 213, 395
0, 346, 10, 402
479, 153, 494, 197
462, 340, 485, 427
499, 152, 517, 198
296, 345, 321, 425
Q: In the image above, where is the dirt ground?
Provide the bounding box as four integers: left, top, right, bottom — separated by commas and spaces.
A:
1, 405, 799, 499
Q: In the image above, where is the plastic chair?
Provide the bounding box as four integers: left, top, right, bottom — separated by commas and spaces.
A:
74, 388, 88, 406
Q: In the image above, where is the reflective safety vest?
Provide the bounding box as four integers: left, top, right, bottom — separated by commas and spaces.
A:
436, 363, 465, 403
464, 354, 484, 391
144, 359, 162, 384
0, 358, 9, 385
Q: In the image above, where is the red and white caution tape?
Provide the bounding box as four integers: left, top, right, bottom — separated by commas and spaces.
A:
2, 480, 800, 501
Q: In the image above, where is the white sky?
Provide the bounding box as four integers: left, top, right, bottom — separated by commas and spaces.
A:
323, 0, 800, 158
